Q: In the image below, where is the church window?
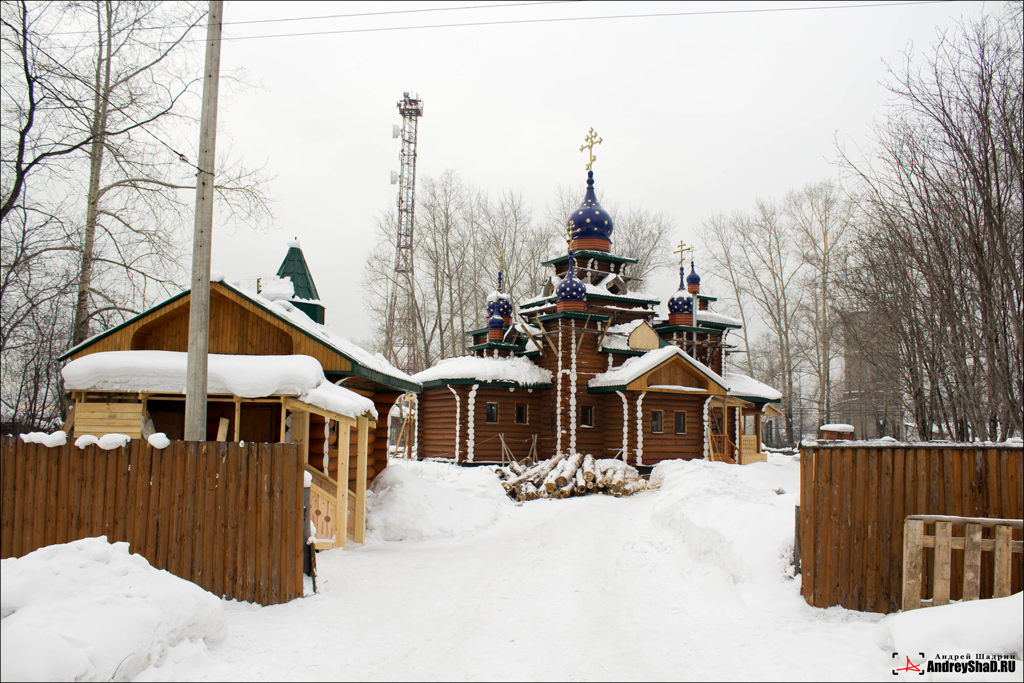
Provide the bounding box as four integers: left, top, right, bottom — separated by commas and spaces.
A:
675, 411, 687, 434
651, 411, 663, 434
486, 402, 498, 423
516, 404, 528, 424
580, 405, 594, 427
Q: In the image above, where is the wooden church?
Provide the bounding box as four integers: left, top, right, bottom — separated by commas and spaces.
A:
58, 242, 420, 546
413, 150, 782, 468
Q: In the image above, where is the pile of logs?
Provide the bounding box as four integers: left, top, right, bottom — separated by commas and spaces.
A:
495, 452, 647, 501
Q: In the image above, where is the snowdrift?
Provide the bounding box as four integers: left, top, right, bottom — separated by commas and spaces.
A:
366, 461, 512, 541
1, 537, 225, 682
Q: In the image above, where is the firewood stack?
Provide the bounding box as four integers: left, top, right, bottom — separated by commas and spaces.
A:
494, 452, 647, 501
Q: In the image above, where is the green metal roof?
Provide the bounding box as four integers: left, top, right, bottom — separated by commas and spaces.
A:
276, 245, 320, 301
541, 250, 638, 267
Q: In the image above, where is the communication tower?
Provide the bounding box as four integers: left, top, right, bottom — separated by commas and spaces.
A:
384, 92, 424, 374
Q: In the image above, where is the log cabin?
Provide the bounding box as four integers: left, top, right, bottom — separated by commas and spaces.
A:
413, 170, 783, 467
57, 242, 421, 547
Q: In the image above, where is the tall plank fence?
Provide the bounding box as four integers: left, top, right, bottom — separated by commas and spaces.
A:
799, 443, 1022, 614
1, 437, 304, 606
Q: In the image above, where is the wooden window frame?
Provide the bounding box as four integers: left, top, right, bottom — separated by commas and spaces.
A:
580, 405, 594, 428
675, 411, 687, 434
486, 402, 498, 423
651, 410, 663, 434
515, 403, 528, 424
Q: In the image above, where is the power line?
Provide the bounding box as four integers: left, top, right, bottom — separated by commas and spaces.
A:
220, 1, 956, 42
44, 1, 582, 36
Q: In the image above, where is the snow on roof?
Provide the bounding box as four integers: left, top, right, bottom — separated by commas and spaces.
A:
414, 355, 552, 386
260, 276, 295, 302
600, 319, 644, 351
590, 346, 726, 389
724, 372, 783, 401
695, 310, 742, 327
820, 423, 855, 432
61, 351, 375, 419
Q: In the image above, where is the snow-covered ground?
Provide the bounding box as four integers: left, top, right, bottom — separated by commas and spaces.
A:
2, 455, 1020, 681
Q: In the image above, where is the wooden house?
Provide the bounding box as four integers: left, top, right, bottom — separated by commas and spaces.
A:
58, 243, 421, 546
413, 170, 782, 467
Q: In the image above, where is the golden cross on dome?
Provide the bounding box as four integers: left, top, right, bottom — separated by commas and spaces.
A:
497, 248, 505, 272
564, 221, 581, 245
580, 127, 602, 171
674, 240, 694, 266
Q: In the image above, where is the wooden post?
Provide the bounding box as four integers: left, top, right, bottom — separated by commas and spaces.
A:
933, 520, 951, 605
993, 524, 1012, 598
337, 422, 350, 548
962, 522, 982, 600
233, 400, 241, 441
902, 517, 924, 611
355, 416, 369, 544
184, 0, 223, 440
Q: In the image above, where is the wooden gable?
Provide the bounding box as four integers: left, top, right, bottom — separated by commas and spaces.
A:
628, 321, 660, 351
67, 282, 352, 375
625, 354, 725, 395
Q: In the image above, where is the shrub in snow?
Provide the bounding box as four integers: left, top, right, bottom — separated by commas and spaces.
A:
0, 537, 225, 681
366, 462, 511, 541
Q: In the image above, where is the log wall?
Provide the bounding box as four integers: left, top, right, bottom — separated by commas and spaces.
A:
799, 443, 1023, 614
0, 437, 304, 606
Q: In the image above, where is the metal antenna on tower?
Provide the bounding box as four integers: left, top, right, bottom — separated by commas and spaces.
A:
384, 92, 424, 375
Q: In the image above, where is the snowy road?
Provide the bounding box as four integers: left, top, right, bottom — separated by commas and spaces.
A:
183, 476, 890, 682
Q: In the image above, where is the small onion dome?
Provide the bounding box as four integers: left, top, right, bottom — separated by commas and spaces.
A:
555, 257, 587, 303
494, 293, 513, 317
686, 261, 701, 293
567, 171, 613, 242
487, 312, 505, 330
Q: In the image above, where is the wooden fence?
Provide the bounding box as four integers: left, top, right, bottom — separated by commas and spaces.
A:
1, 436, 304, 606
799, 443, 1023, 614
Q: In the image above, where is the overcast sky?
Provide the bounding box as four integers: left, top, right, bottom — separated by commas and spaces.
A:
209, 0, 992, 346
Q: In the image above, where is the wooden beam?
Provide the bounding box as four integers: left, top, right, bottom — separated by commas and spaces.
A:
337, 422, 350, 548
531, 315, 558, 354
519, 323, 545, 356
574, 315, 592, 355
355, 416, 369, 544
595, 318, 614, 350
282, 397, 358, 428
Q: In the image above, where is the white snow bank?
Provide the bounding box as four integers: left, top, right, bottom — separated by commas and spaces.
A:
649, 454, 799, 587
259, 276, 294, 302
879, 592, 1023, 669
590, 345, 725, 388
0, 537, 225, 682
725, 372, 783, 401
74, 433, 130, 450
63, 351, 324, 398
414, 355, 552, 386
820, 423, 855, 432
366, 462, 512, 541
62, 351, 375, 419
19, 431, 67, 447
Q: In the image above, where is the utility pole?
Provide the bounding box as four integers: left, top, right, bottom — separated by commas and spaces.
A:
184, 0, 223, 441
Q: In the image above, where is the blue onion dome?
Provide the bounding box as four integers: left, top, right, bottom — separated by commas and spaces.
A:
667, 268, 692, 313
555, 251, 587, 302
485, 298, 497, 317
566, 171, 613, 242
686, 261, 701, 288
488, 312, 505, 330
494, 294, 513, 317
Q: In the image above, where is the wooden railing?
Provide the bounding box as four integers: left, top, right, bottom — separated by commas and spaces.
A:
902, 515, 1023, 611
1, 437, 304, 606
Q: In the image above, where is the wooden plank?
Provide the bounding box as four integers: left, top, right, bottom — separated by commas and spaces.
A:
258, 443, 272, 605
244, 442, 258, 601
135, 441, 153, 555
44, 444, 61, 548
270, 443, 284, 604
11, 439, 28, 556
155, 444, 174, 570
167, 442, 186, 577
282, 444, 298, 602
28, 444, 45, 555
866, 448, 879, 612
234, 443, 249, 600
902, 517, 924, 611
355, 417, 369, 544
878, 448, 893, 612
933, 520, 952, 606
829, 449, 841, 608
800, 449, 815, 604
201, 442, 218, 592
852, 448, 866, 610
1, 440, 15, 558
223, 442, 239, 601
338, 423, 350, 547
214, 443, 228, 598
144, 444, 161, 566
70, 444, 85, 544
840, 448, 853, 608
180, 442, 198, 583
993, 525, 1012, 598
102, 443, 118, 541
191, 442, 207, 589
963, 522, 982, 601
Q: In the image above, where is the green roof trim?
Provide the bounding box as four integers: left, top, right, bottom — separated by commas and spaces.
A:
731, 394, 782, 404
654, 323, 725, 335
421, 378, 552, 390
464, 327, 489, 337
536, 311, 611, 323
600, 348, 647, 356
542, 250, 638, 266
467, 341, 523, 352
276, 246, 321, 301
697, 294, 718, 302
